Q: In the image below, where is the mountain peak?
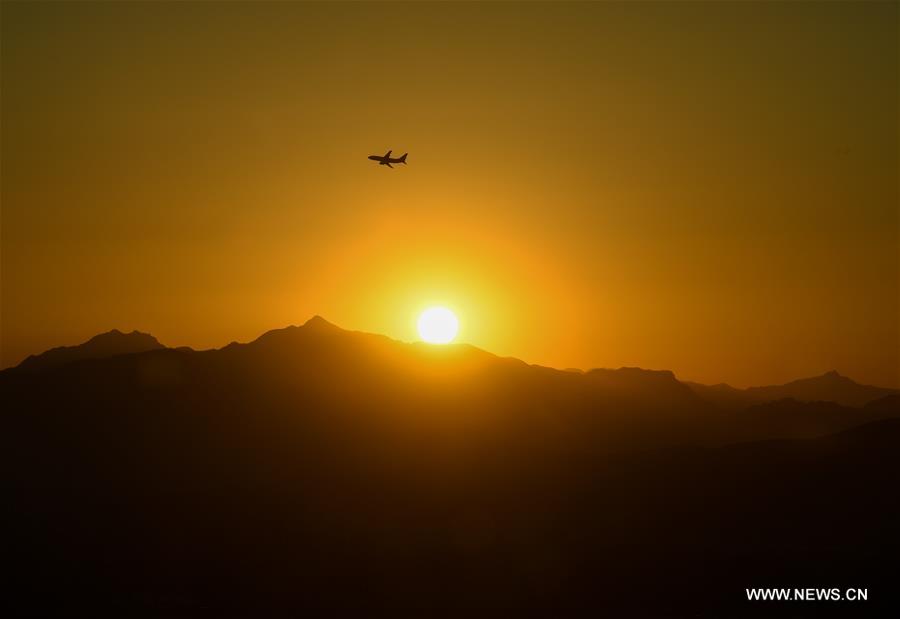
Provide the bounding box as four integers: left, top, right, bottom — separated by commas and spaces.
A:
794, 370, 857, 388
16, 329, 164, 371
240, 317, 343, 350
821, 370, 847, 381
87, 328, 157, 344
743, 370, 896, 408
303, 315, 339, 330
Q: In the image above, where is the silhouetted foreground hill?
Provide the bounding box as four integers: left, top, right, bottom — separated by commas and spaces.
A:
4, 318, 898, 617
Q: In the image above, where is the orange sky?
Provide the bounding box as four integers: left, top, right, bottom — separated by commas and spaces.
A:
2, 1, 898, 387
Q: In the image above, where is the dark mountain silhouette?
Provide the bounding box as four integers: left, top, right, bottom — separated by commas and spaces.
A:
730, 397, 899, 441
586, 366, 700, 403
683, 380, 764, 410
14, 328, 165, 371
744, 370, 898, 407
4, 318, 899, 616
687, 371, 898, 410
864, 393, 900, 413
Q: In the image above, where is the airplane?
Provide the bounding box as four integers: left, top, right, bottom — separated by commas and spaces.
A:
368, 150, 408, 168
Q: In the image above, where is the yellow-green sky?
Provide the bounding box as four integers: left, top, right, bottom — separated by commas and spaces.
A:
2, 1, 898, 387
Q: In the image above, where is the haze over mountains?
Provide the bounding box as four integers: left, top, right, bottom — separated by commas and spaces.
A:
4, 317, 898, 616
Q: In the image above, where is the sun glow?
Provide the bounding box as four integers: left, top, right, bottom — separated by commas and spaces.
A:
417, 307, 459, 344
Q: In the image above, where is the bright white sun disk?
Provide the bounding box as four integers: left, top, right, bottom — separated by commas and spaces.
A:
417, 307, 459, 344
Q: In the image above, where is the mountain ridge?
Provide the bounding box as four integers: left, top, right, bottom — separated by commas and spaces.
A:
686, 370, 898, 409
14, 328, 165, 372
5, 317, 898, 617
8, 318, 897, 410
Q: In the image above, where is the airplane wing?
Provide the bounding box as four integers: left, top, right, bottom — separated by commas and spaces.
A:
383, 150, 392, 158
385, 162, 393, 168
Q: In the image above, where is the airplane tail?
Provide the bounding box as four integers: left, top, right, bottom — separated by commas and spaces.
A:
399, 153, 407, 164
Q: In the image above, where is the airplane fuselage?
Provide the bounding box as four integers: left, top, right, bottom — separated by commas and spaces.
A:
368, 150, 407, 168
368, 155, 405, 164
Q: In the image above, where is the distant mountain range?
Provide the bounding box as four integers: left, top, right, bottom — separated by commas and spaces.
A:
4, 317, 899, 616
685, 371, 897, 409
10, 317, 896, 411
3, 316, 898, 460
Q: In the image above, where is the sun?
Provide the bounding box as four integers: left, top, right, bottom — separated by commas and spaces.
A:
417, 307, 459, 344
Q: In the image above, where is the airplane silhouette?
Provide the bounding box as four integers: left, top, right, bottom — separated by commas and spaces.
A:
368, 150, 408, 168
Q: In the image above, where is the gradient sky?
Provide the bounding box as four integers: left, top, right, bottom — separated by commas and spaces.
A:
2, 1, 898, 387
